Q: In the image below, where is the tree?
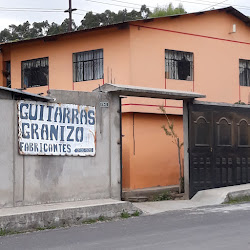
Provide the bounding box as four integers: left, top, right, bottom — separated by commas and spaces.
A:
140, 4, 151, 19
30, 21, 50, 38
78, 4, 152, 30
0, 3, 184, 43
0, 29, 12, 43
160, 106, 184, 194
150, 3, 186, 18
60, 18, 77, 33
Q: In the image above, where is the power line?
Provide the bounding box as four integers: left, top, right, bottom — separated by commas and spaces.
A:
81, 0, 250, 10
0, 9, 63, 13
82, 0, 142, 10
108, 0, 154, 8
201, 0, 229, 11
178, 0, 250, 10
0, 7, 65, 10
81, 0, 250, 11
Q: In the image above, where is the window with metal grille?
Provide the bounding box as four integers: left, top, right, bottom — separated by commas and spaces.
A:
73, 49, 103, 82
165, 49, 193, 81
21, 57, 48, 88
239, 59, 250, 86
3, 61, 11, 88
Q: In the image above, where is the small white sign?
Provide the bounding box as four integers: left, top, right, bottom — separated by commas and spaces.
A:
100, 102, 109, 108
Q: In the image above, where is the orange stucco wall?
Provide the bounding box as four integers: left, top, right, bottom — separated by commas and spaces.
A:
122, 113, 183, 189
5, 27, 130, 93
1, 10, 249, 191
122, 10, 250, 114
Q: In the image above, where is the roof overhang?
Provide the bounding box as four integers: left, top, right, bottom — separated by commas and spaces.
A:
0, 86, 53, 102
93, 83, 205, 100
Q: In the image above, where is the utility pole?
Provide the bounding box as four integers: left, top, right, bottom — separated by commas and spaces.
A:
64, 0, 77, 32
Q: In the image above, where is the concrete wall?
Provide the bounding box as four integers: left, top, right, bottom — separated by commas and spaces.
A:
0, 90, 121, 208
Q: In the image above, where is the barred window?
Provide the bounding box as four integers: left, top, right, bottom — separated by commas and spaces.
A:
4, 61, 11, 88
73, 49, 103, 82
165, 49, 193, 81
21, 57, 48, 88
240, 59, 250, 86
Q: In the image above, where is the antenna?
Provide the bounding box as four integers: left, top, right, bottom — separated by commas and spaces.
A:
64, 0, 77, 32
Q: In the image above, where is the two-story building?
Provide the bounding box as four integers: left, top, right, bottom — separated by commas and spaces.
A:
0, 6, 249, 193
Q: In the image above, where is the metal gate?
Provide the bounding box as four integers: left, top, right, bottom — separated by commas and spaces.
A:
189, 101, 250, 198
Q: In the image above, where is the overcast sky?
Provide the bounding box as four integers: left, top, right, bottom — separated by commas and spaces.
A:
0, 0, 249, 30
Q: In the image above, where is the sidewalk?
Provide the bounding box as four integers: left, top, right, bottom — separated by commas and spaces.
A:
1, 184, 250, 233
133, 184, 250, 214
0, 199, 138, 232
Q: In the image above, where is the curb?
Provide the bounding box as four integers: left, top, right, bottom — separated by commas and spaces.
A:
0, 201, 140, 233
225, 189, 250, 203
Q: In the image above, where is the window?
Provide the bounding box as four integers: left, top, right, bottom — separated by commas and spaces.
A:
3, 61, 11, 88
21, 57, 48, 88
73, 49, 103, 82
165, 49, 193, 81
239, 59, 250, 86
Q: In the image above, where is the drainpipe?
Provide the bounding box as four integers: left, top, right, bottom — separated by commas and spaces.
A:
119, 96, 123, 200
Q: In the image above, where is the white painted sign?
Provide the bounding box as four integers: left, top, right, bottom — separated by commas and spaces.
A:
18, 101, 96, 156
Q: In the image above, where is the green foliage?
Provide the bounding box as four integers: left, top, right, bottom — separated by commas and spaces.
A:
78, 5, 151, 30
0, 2, 186, 43
0, 4, 152, 43
82, 218, 97, 224
0, 18, 77, 43
0, 228, 8, 236
36, 225, 57, 231
121, 210, 131, 219
224, 195, 250, 204
150, 3, 186, 18
234, 100, 246, 105
131, 210, 140, 217
0, 2, 185, 43
153, 191, 173, 201
98, 215, 107, 221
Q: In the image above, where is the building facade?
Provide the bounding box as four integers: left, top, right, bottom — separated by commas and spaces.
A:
0, 7, 249, 191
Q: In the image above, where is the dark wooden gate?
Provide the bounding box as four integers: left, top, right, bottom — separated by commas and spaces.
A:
189, 102, 250, 198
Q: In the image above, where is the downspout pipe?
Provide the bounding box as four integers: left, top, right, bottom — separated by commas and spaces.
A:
119, 96, 123, 200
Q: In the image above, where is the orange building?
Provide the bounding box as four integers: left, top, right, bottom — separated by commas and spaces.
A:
0, 6, 249, 192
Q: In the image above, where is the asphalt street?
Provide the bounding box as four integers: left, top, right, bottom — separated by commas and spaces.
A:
1, 203, 250, 250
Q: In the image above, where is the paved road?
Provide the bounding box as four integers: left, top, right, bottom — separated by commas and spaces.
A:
1, 203, 250, 250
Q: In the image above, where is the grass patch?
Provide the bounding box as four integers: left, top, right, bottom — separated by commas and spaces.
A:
120, 211, 130, 219
0, 228, 23, 237
0, 228, 9, 236
153, 191, 173, 201
82, 215, 110, 224
98, 215, 107, 222
36, 226, 57, 231
131, 210, 140, 217
224, 195, 250, 204
120, 210, 141, 219
82, 219, 97, 224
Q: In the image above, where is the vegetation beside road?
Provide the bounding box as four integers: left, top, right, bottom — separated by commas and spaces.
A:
224, 195, 250, 204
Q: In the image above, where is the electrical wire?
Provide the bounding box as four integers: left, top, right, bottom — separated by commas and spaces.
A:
81, 0, 250, 12
82, 0, 142, 10
201, 0, 229, 11
107, 0, 250, 10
